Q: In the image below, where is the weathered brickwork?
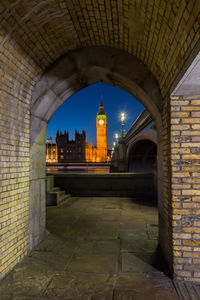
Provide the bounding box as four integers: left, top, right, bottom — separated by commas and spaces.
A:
0, 1, 199, 97
0, 0, 199, 282
0, 94, 30, 278
171, 95, 200, 283
0, 39, 38, 278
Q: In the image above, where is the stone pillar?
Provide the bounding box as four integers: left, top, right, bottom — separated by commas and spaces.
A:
111, 139, 127, 172
171, 95, 200, 282
30, 119, 47, 250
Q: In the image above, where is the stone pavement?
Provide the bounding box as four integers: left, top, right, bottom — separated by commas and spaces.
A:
0, 197, 179, 299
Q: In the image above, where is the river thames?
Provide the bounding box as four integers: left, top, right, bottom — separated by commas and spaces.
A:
46, 165, 110, 174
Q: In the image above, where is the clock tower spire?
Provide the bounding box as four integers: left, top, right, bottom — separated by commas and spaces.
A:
96, 97, 107, 162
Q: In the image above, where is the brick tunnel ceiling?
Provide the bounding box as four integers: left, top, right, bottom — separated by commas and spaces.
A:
1, 0, 200, 97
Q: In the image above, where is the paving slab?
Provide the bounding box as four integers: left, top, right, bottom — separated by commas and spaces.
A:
67, 254, 118, 273
44, 272, 115, 299
121, 252, 159, 274
93, 239, 120, 255
115, 273, 179, 300
0, 259, 53, 297
0, 197, 180, 300
120, 238, 158, 254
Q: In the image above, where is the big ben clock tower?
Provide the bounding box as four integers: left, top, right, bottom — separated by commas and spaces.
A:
96, 98, 107, 162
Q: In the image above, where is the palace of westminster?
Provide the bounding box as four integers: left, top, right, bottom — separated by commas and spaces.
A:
46, 99, 110, 163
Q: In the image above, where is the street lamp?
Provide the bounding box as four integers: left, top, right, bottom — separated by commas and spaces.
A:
120, 112, 125, 137
111, 147, 114, 157
115, 133, 119, 145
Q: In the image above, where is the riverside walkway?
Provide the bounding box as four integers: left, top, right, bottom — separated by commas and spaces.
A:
0, 197, 180, 299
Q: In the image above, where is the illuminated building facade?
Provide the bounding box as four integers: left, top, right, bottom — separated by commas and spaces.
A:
96, 98, 108, 162
46, 99, 110, 163
85, 142, 97, 162
46, 137, 58, 163
85, 98, 109, 162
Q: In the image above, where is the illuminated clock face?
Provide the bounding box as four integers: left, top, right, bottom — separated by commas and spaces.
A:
98, 119, 104, 125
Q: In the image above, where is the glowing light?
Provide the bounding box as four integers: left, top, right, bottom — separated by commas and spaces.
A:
113, 142, 116, 146
120, 112, 126, 137
115, 133, 119, 139
120, 112, 125, 121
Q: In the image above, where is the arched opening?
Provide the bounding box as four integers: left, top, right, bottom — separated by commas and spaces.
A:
128, 139, 157, 173
46, 82, 144, 173
30, 47, 165, 274
0, 0, 199, 287
43, 82, 167, 291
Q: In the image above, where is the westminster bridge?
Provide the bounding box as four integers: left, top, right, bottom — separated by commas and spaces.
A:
111, 110, 157, 174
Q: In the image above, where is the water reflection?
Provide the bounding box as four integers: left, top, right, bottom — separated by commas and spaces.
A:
46, 166, 110, 174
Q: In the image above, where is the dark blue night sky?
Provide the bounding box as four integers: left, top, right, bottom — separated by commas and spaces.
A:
46, 83, 144, 149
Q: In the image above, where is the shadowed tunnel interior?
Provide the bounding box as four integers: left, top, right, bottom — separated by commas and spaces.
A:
128, 140, 157, 173
0, 0, 200, 291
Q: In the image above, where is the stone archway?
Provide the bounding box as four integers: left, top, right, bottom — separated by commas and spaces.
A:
0, 0, 199, 282
128, 139, 157, 173
30, 47, 164, 262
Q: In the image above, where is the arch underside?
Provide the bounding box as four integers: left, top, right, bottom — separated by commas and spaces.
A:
128, 139, 157, 173
126, 128, 157, 163
31, 47, 162, 144
0, 0, 200, 282
30, 47, 164, 262
1, 0, 199, 100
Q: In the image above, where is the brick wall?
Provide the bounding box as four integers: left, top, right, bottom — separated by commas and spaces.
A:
160, 95, 173, 273
171, 95, 200, 282
0, 41, 38, 278
0, 0, 199, 98
0, 0, 199, 282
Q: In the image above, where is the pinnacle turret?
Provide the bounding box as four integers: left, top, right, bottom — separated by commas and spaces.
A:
98, 96, 105, 115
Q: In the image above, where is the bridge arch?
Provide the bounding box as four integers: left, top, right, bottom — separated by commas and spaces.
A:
30, 46, 164, 250
127, 138, 157, 173
126, 129, 157, 164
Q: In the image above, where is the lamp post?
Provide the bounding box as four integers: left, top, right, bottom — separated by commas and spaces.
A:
111, 146, 114, 157
115, 133, 119, 144
120, 112, 125, 137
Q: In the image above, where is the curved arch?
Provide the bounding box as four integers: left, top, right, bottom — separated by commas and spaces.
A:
126, 130, 157, 163
31, 47, 162, 144
127, 139, 157, 173
30, 46, 164, 249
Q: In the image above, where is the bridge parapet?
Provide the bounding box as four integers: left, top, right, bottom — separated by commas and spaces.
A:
111, 110, 157, 173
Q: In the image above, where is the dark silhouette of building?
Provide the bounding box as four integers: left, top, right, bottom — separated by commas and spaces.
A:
56, 130, 86, 162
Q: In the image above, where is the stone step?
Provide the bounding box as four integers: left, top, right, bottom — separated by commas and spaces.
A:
58, 190, 65, 196
57, 194, 71, 207
46, 175, 71, 207
50, 187, 60, 192
49, 190, 65, 199
46, 175, 54, 192
56, 190, 65, 202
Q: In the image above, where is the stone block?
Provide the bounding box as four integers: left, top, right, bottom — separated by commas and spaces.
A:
30, 178, 46, 250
